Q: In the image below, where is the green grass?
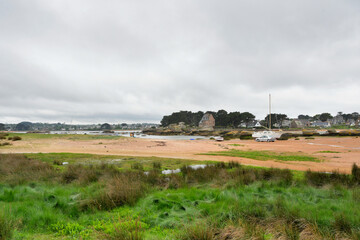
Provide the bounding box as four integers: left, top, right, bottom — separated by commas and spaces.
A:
24, 152, 215, 171
316, 151, 341, 153
6, 133, 123, 140
2, 182, 359, 239
201, 149, 320, 162
2, 153, 359, 239
228, 144, 244, 147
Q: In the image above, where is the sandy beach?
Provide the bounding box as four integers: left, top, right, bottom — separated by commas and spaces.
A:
1, 136, 360, 173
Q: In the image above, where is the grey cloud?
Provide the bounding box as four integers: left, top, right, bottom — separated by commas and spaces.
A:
1, 0, 359, 123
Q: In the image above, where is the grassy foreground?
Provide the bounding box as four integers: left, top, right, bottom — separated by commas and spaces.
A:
1, 153, 360, 239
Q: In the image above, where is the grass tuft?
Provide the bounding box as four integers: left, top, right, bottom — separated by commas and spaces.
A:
0, 208, 14, 240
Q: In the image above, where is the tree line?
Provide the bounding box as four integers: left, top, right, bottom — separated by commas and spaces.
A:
160, 110, 255, 127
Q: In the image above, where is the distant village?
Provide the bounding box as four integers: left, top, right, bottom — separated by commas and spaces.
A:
161, 111, 360, 130
0, 122, 159, 132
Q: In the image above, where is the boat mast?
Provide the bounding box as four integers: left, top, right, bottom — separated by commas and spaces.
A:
269, 94, 271, 130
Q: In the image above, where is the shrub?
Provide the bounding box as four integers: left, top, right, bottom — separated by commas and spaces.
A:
61, 164, 114, 185
61, 165, 82, 183
11, 136, 22, 141
152, 162, 161, 170
53, 159, 63, 165
305, 170, 352, 187
167, 174, 184, 189
0, 142, 11, 147
78, 166, 100, 185
91, 173, 145, 210
131, 163, 143, 171
352, 163, 360, 184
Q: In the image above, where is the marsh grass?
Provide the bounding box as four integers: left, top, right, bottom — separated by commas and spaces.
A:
179, 222, 215, 240
202, 150, 320, 162
0, 154, 54, 184
1, 153, 360, 239
85, 173, 146, 210
0, 207, 14, 240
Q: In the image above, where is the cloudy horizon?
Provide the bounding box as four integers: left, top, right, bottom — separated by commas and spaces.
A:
1, 0, 359, 124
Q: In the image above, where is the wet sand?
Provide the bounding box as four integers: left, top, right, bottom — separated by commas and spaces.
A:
1, 136, 360, 173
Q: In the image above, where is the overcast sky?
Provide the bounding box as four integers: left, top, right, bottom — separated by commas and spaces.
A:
1, 0, 359, 124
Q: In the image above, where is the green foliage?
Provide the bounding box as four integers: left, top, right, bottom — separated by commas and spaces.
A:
202, 149, 319, 162
160, 110, 256, 127
264, 113, 288, 128
50, 221, 92, 239
319, 113, 333, 122
161, 111, 204, 127
95, 217, 146, 240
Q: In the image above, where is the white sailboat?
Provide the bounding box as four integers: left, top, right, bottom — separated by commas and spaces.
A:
252, 94, 282, 139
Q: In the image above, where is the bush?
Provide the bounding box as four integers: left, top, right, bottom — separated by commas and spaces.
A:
305, 170, 352, 187
152, 162, 161, 170
352, 164, 360, 184
53, 159, 63, 165
90, 173, 145, 210
131, 163, 143, 171
0, 142, 11, 147
61, 165, 82, 184
0, 134, 7, 140
11, 136, 22, 141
